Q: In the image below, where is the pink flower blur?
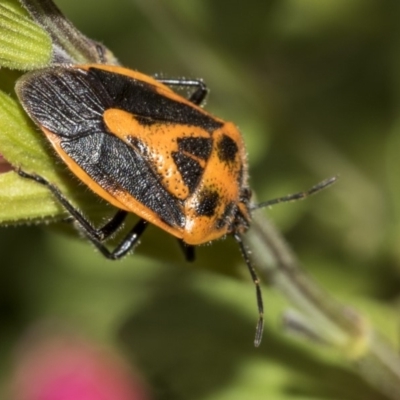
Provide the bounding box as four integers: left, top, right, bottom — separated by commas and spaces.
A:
12, 334, 150, 400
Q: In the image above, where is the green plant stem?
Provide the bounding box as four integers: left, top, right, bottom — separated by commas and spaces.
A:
244, 213, 400, 400
19, 0, 118, 64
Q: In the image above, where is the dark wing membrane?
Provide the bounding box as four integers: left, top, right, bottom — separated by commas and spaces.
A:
16, 68, 111, 138
87, 67, 223, 133
61, 132, 185, 228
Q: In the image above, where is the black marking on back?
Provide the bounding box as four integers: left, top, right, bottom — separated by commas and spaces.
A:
17, 67, 223, 140
89, 67, 223, 133
217, 134, 238, 163
60, 132, 185, 228
196, 188, 220, 217
178, 137, 212, 161
172, 152, 204, 194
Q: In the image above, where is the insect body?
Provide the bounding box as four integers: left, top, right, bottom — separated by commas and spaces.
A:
15, 63, 335, 346
16, 65, 251, 245
16, 64, 264, 343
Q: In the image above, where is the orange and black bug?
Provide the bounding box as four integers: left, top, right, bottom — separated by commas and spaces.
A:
15, 64, 335, 346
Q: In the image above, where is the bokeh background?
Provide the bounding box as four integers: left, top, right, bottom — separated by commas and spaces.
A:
1, 0, 400, 399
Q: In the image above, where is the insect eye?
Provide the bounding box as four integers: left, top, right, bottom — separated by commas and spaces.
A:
241, 187, 252, 202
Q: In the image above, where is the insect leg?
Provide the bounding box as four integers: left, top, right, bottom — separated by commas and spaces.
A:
234, 233, 264, 347
157, 78, 209, 105
17, 169, 147, 259
177, 239, 196, 262
99, 218, 148, 260
97, 209, 128, 240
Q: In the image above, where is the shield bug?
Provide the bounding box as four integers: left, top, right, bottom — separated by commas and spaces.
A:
15, 64, 335, 346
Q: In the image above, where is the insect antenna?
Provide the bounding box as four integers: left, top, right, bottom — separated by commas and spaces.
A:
251, 176, 338, 211
234, 233, 264, 347
237, 176, 337, 346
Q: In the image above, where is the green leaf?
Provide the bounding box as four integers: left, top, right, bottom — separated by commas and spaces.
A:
0, 1, 51, 70
0, 90, 52, 169
0, 171, 62, 223
0, 90, 68, 223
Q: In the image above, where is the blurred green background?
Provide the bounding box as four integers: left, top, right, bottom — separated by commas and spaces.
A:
1, 0, 400, 398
